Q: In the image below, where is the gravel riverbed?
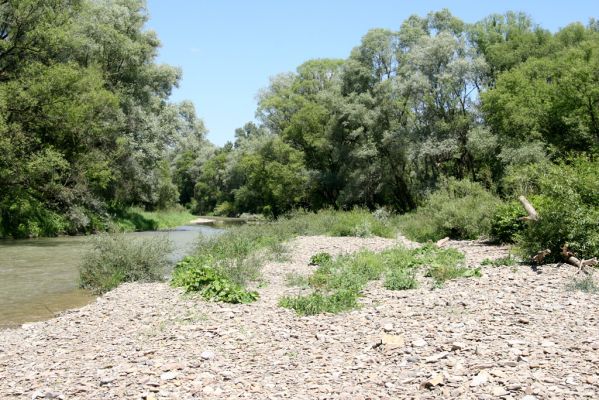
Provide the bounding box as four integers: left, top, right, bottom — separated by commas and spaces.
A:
1, 235, 598, 399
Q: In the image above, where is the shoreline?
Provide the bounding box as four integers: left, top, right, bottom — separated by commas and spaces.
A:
1, 236, 598, 399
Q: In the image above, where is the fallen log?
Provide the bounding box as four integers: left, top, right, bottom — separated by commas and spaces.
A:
518, 195, 539, 222
562, 245, 598, 274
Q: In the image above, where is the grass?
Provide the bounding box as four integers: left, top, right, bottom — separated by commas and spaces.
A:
113, 206, 196, 232
171, 208, 399, 296
280, 243, 478, 315
481, 255, 519, 267
566, 275, 599, 293
285, 272, 310, 288
79, 232, 172, 293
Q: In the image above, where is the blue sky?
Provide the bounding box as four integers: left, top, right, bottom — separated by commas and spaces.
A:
146, 0, 597, 146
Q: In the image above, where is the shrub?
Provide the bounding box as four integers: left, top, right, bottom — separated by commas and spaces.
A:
278, 290, 359, 315
566, 275, 599, 293
309, 252, 332, 266
173, 257, 258, 303
504, 157, 599, 262
384, 268, 418, 290
281, 244, 477, 315
490, 201, 527, 243
79, 232, 172, 293
397, 179, 501, 242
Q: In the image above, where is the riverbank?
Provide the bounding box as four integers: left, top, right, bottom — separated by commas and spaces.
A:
1, 235, 598, 399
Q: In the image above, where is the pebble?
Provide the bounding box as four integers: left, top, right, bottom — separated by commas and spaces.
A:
0, 236, 597, 399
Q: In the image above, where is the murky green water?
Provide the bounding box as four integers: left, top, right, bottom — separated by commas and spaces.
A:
0, 224, 223, 329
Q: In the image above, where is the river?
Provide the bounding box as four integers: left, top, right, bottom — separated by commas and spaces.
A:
0, 224, 224, 329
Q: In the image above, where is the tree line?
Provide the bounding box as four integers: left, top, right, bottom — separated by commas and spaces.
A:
181, 9, 598, 218
1, 2, 597, 237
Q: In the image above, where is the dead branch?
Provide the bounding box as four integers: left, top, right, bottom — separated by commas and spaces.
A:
562, 244, 598, 274
532, 249, 551, 264
518, 196, 539, 222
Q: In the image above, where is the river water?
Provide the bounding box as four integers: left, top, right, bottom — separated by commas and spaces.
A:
0, 224, 223, 329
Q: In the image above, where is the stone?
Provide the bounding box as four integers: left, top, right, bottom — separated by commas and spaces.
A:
491, 386, 508, 396
381, 334, 405, 349
412, 338, 427, 347
382, 323, 393, 332
200, 351, 215, 360
425, 351, 449, 363
470, 371, 490, 387
422, 374, 444, 389
160, 371, 179, 381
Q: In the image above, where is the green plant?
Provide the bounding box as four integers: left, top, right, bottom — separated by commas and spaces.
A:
172, 256, 258, 303
309, 252, 332, 265
490, 201, 527, 243
566, 275, 599, 293
279, 290, 359, 315
281, 244, 474, 314
285, 272, 310, 288
397, 179, 501, 242
384, 268, 418, 290
481, 255, 518, 267
79, 232, 172, 294
503, 157, 599, 262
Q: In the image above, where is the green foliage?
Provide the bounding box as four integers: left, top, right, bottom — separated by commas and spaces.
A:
285, 272, 310, 288
398, 179, 501, 242
173, 256, 258, 303
309, 252, 332, 266
490, 201, 527, 243
281, 243, 475, 315
504, 157, 599, 262
279, 290, 359, 316
481, 255, 518, 267
384, 268, 418, 290
566, 275, 599, 293
79, 232, 172, 294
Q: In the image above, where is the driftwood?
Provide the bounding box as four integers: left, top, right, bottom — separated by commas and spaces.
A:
518, 195, 539, 222
518, 196, 596, 271
562, 245, 598, 274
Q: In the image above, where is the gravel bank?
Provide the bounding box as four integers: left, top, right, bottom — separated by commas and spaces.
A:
1, 235, 598, 399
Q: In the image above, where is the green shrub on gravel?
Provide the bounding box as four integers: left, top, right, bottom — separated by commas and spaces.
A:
79, 232, 172, 294
384, 268, 418, 290
281, 244, 476, 315
566, 275, 599, 293
503, 157, 599, 262
172, 256, 258, 303
172, 209, 398, 301
309, 252, 332, 266
397, 179, 501, 242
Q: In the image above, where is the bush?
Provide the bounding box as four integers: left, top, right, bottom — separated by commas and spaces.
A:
504, 157, 599, 262
384, 268, 418, 290
79, 232, 172, 293
490, 201, 527, 243
173, 256, 258, 303
281, 244, 477, 315
278, 290, 359, 316
397, 179, 501, 242
309, 252, 332, 266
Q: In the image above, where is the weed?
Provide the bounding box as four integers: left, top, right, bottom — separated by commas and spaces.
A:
173, 256, 258, 303
309, 252, 332, 266
279, 290, 359, 315
79, 232, 172, 294
481, 255, 518, 267
566, 275, 599, 293
384, 268, 418, 290
285, 273, 310, 288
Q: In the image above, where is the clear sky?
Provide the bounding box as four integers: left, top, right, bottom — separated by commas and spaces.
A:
145, 0, 597, 146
